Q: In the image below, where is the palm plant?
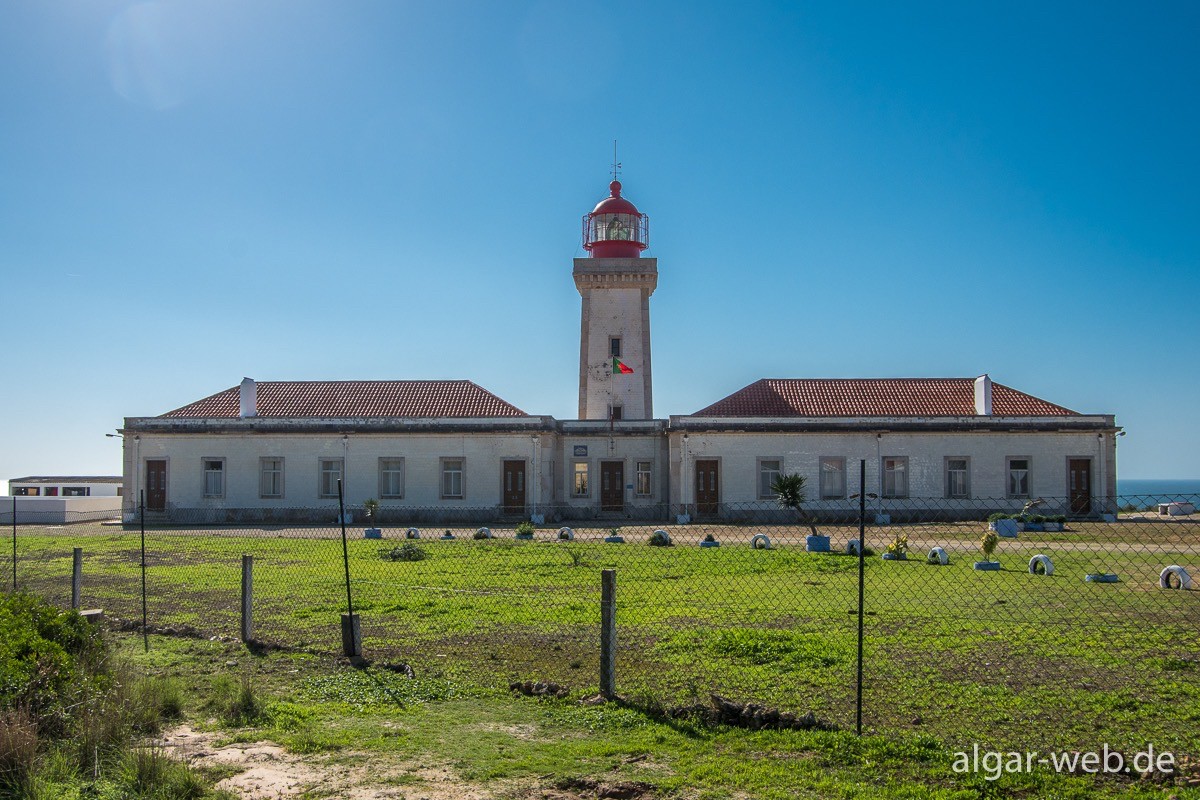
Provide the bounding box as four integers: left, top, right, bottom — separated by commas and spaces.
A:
771, 473, 819, 537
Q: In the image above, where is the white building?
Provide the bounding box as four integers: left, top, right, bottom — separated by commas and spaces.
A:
120, 180, 1118, 522
4, 476, 124, 524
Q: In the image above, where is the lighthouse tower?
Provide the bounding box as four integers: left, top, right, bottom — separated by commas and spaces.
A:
574, 180, 657, 420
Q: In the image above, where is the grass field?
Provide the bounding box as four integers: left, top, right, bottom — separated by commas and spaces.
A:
8, 516, 1200, 761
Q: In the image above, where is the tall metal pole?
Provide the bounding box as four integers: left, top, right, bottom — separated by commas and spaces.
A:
11, 496, 16, 591
338, 480, 353, 618
139, 490, 148, 653
856, 459, 866, 736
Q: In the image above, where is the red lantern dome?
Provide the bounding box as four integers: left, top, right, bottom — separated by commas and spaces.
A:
582, 180, 649, 258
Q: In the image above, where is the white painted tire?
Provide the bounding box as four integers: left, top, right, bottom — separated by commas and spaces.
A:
475, 527, 492, 539
846, 539, 861, 555
557, 527, 574, 541
405, 527, 421, 539
1028, 554, 1054, 575
751, 533, 772, 550
1160, 565, 1193, 590
927, 547, 948, 565
650, 529, 672, 546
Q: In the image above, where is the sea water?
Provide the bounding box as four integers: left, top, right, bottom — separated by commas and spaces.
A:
1116, 478, 1200, 503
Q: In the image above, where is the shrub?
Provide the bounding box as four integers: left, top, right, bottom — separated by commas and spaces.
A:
987, 512, 1010, 523
980, 530, 999, 561
212, 673, 265, 727
0, 593, 105, 737
129, 676, 185, 734
0, 708, 39, 797
515, 521, 535, 536
119, 747, 208, 799
648, 530, 672, 547
380, 543, 427, 562
884, 533, 908, 557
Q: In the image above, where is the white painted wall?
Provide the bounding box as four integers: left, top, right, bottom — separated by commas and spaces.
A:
0, 497, 122, 524
668, 425, 1115, 512
127, 430, 551, 510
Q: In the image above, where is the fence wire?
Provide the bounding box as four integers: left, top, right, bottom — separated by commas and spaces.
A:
6, 494, 1199, 751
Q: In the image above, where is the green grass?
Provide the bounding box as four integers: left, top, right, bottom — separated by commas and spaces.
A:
104, 632, 1200, 799
7, 518, 1200, 758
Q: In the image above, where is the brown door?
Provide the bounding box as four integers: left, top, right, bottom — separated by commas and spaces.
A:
502, 460, 526, 514
695, 460, 719, 515
601, 461, 624, 511
146, 460, 167, 512
1069, 458, 1092, 515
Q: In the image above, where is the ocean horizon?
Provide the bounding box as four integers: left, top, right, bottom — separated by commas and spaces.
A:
1117, 478, 1200, 501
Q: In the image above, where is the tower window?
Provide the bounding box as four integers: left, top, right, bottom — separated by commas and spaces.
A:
609, 337, 621, 358
608, 404, 623, 421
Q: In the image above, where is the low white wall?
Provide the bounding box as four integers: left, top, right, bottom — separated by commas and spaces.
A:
0, 496, 123, 524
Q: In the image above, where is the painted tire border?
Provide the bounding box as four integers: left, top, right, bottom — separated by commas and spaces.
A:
927, 546, 949, 565
1160, 565, 1193, 590
1028, 554, 1054, 575
750, 533, 771, 550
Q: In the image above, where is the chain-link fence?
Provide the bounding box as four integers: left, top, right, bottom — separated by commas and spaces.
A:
5, 490, 1199, 753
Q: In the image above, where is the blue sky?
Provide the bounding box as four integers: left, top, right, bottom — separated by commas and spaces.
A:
2, 0, 1197, 486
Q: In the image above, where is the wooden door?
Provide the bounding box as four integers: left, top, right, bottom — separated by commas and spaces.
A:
695, 460, 719, 515
146, 460, 167, 512
600, 461, 624, 511
502, 460, 526, 514
1068, 458, 1092, 515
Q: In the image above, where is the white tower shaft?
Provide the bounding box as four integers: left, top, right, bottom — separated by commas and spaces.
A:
574, 257, 657, 420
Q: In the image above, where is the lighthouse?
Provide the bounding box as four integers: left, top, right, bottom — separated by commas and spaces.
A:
574, 180, 657, 420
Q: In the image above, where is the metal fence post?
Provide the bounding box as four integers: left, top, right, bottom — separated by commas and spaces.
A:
72, 547, 82, 609
856, 459, 866, 736
139, 490, 148, 653
338, 480, 362, 658
240, 555, 253, 642
11, 496, 16, 591
600, 568, 617, 699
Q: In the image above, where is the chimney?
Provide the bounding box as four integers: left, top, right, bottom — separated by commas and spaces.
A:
974, 374, 992, 416
239, 377, 257, 418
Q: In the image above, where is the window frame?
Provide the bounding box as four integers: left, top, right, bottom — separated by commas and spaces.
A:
202, 457, 226, 499
318, 458, 344, 500
1006, 456, 1031, 499
571, 461, 590, 498
378, 457, 405, 500
260, 457, 284, 499
881, 456, 909, 499
819, 456, 847, 500
609, 336, 622, 358
757, 458, 782, 500
440, 457, 465, 500
635, 460, 653, 498
944, 456, 970, 499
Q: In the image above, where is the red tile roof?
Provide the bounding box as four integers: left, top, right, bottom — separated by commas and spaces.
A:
161, 381, 529, 419
692, 379, 1078, 417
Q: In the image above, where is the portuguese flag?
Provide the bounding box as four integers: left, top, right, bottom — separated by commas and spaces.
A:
613, 357, 634, 374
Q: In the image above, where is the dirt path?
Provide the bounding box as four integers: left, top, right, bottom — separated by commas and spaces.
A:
160, 725, 495, 799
